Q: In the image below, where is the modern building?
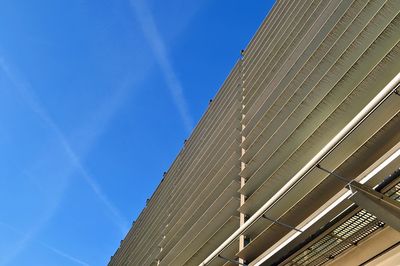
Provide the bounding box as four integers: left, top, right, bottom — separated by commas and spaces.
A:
109, 0, 400, 265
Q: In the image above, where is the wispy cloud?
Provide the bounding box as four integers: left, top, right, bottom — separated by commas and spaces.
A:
0, 222, 89, 266
0, 58, 129, 234
130, 0, 194, 133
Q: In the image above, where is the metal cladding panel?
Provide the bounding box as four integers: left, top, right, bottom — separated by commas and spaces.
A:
238, 0, 400, 263
110, 0, 400, 265
109, 63, 242, 266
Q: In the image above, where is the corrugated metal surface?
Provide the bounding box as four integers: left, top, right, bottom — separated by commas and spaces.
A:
238, 0, 400, 262
109, 0, 400, 265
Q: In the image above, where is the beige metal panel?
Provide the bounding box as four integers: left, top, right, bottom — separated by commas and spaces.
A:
240, 20, 400, 197
159, 127, 240, 240
111, 162, 179, 263
327, 227, 400, 266
237, 112, 400, 261
241, 39, 400, 215
159, 153, 240, 248
158, 180, 240, 261
131, 141, 237, 264
125, 64, 239, 247
242, 0, 350, 119
241, 0, 384, 152
167, 206, 239, 266
165, 104, 238, 202
116, 155, 186, 264
182, 217, 240, 266
242, 0, 312, 99
241, 73, 400, 217
251, 143, 400, 266
159, 144, 240, 251
167, 90, 239, 181
243, 0, 329, 108
111, 1, 400, 265
132, 123, 240, 263
152, 164, 239, 264
115, 153, 192, 262
111, 0, 295, 261
143, 220, 239, 266
136, 125, 237, 260
174, 64, 241, 161
140, 247, 160, 266
244, 1, 396, 146
111, 62, 241, 266
161, 132, 239, 223
160, 107, 241, 232
159, 197, 240, 266
242, 0, 292, 71
158, 102, 239, 204
211, 240, 240, 266
244, 122, 400, 264
364, 246, 400, 266
159, 71, 238, 216
249, 131, 400, 266
156, 68, 239, 198
170, 64, 240, 161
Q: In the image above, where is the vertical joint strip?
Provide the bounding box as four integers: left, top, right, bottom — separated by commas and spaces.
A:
239, 51, 247, 262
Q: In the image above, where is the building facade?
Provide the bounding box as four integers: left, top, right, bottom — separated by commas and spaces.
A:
110, 0, 400, 265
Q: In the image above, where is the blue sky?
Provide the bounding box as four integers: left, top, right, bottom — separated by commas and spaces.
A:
0, 0, 274, 265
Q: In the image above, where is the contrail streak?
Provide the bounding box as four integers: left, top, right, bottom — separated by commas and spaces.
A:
0, 58, 129, 234
130, 0, 194, 133
0, 222, 90, 266
40, 242, 90, 266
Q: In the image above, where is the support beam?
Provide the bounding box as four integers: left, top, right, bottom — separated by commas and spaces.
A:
317, 164, 400, 232
217, 255, 248, 266
261, 215, 303, 233
316, 164, 352, 184
349, 182, 400, 232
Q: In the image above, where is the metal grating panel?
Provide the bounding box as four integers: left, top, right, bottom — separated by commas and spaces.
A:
386, 181, 400, 200
289, 210, 384, 266
286, 176, 400, 266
